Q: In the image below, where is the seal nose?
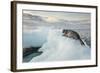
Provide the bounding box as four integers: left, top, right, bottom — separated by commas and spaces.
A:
63, 29, 66, 33
63, 33, 68, 37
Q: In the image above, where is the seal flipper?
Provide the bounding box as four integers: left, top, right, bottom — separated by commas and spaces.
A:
80, 39, 85, 45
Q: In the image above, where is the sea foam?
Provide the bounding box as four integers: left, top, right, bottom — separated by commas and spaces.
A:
30, 30, 91, 62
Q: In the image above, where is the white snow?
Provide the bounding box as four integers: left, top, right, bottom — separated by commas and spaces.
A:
30, 30, 91, 62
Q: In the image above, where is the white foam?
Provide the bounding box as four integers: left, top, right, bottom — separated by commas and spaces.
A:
30, 30, 91, 62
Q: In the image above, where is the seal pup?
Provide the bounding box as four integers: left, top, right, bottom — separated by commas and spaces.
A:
62, 29, 85, 45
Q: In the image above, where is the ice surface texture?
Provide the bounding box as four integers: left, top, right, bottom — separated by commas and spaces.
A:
30, 30, 90, 62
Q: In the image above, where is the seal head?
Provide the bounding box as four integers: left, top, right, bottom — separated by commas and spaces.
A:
63, 29, 84, 45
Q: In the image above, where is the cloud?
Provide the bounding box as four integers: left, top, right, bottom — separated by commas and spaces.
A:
22, 10, 91, 33
23, 10, 90, 21
43, 16, 59, 23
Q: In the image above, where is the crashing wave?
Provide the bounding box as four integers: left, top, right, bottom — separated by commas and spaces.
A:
30, 30, 91, 62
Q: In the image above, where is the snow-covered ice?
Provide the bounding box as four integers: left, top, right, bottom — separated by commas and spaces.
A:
30, 30, 91, 62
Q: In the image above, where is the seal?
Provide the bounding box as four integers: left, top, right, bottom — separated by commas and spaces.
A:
62, 29, 85, 45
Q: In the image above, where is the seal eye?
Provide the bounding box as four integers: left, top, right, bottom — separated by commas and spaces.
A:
62, 29, 68, 37
63, 29, 68, 33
